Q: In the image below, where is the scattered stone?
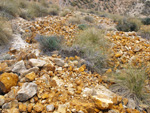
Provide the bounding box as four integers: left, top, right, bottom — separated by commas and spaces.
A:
0, 96, 5, 106
33, 103, 44, 112
29, 59, 46, 67
2, 102, 11, 109
0, 73, 18, 93
12, 60, 27, 74
127, 99, 136, 109
21, 67, 39, 77
19, 103, 27, 112
16, 82, 37, 101
25, 72, 36, 81
92, 95, 113, 110
46, 104, 55, 112
27, 103, 34, 112
54, 58, 65, 67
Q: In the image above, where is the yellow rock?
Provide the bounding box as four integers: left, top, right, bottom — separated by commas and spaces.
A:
33, 103, 44, 112
19, 103, 27, 112
115, 53, 122, 58
27, 103, 34, 112
92, 95, 113, 110
69, 57, 75, 61
25, 72, 36, 81
41, 93, 49, 99
123, 98, 128, 105
105, 68, 112, 74
0, 73, 18, 93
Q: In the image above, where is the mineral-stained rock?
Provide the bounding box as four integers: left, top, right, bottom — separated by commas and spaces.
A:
19, 103, 27, 112
0, 73, 18, 93
2, 108, 19, 113
33, 103, 44, 112
108, 109, 120, 113
27, 103, 34, 112
2, 102, 11, 109
16, 82, 37, 102
25, 72, 36, 81
0, 96, 5, 107
46, 104, 55, 112
54, 58, 65, 67
12, 60, 27, 74
29, 59, 46, 67
92, 95, 113, 110
21, 67, 39, 77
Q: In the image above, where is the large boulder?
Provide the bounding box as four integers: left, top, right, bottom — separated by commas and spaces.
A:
0, 73, 18, 94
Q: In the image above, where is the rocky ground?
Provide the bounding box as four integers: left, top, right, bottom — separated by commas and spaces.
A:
0, 11, 150, 113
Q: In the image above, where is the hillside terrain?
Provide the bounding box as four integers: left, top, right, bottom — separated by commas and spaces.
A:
0, 0, 150, 113
48, 0, 150, 17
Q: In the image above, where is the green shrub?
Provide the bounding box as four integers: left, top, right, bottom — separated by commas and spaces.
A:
84, 16, 94, 23
68, 17, 83, 25
36, 35, 61, 52
62, 28, 109, 73
0, 17, 12, 45
116, 18, 142, 32
78, 24, 88, 30
138, 25, 150, 40
0, 0, 20, 18
28, 3, 49, 18
142, 17, 150, 25
49, 8, 59, 16
60, 9, 70, 17
110, 67, 149, 104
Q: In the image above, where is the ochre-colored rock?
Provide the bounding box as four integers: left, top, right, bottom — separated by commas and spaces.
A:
25, 72, 36, 81
19, 103, 27, 112
27, 103, 34, 112
33, 103, 44, 112
0, 73, 18, 93
92, 95, 113, 110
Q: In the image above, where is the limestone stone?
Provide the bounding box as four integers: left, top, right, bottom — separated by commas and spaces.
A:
46, 104, 55, 112
54, 58, 64, 67
16, 82, 37, 102
29, 59, 46, 67
12, 60, 27, 74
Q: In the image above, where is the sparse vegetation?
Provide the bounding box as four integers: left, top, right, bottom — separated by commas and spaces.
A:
35, 35, 61, 52
84, 16, 94, 23
62, 28, 110, 73
78, 24, 88, 30
141, 17, 150, 25
116, 17, 142, 32
0, 17, 12, 46
60, 9, 70, 17
138, 25, 150, 40
110, 67, 149, 104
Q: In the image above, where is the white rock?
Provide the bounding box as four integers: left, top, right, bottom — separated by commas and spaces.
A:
29, 59, 46, 67
12, 60, 27, 74
46, 104, 55, 112
54, 58, 64, 67
16, 82, 37, 102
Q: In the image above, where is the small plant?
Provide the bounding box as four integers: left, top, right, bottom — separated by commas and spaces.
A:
68, 16, 83, 25
0, 0, 20, 18
110, 67, 149, 104
67, 28, 109, 73
116, 17, 142, 32
60, 9, 70, 17
49, 8, 59, 16
0, 17, 12, 45
138, 25, 150, 40
84, 16, 94, 23
35, 35, 61, 52
78, 24, 88, 30
141, 17, 150, 25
